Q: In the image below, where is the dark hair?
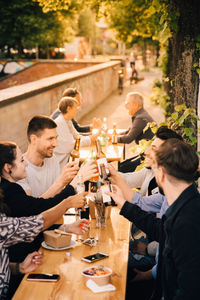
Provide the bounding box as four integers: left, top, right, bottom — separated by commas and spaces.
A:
155, 138, 199, 182
0, 188, 10, 214
0, 141, 17, 176
156, 126, 183, 141
58, 97, 79, 114
62, 88, 79, 98
27, 115, 57, 141
0, 142, 16, 214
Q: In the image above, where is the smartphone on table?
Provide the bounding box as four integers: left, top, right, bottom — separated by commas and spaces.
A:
81, 252, 109, 263
26, 273, 60, 282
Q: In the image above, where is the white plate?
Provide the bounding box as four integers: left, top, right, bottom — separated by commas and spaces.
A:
41, 240, 76, 251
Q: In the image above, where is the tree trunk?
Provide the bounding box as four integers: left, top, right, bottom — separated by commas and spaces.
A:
47, 46, 50, 59
7, 46, 11, 58
17, 39, 24, 57
155, 41, 160, 67
142, 38, 147, 69
165, 0, 200, 112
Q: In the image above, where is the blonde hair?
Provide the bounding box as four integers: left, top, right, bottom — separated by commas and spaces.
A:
58, 97, 79, 114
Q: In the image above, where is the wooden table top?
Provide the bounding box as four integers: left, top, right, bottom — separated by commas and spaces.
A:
12, 207, 130, 300
79, 142, 124, 162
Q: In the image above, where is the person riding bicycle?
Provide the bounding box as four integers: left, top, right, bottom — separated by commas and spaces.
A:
130, 62, 138, 84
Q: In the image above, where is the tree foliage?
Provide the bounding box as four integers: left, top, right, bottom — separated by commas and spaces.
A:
0, 0, 76, 56
77, 8, 95, 39
35, 0, 84, 13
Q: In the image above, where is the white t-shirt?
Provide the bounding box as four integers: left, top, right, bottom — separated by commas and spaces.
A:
120, 167, 154, 196
17, 155, 60, 197
54, 114, 91, 170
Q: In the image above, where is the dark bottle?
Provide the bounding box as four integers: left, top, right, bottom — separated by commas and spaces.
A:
76, 175, 90, 220
90, 180, 98, 193
95, 139, 106, 159
100, 177, 116, 207
80, 206, 89, 219
99, 163, 109, 182
95, 139, 110, 178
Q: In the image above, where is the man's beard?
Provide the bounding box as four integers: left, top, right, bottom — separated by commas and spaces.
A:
38, 148, 53, 159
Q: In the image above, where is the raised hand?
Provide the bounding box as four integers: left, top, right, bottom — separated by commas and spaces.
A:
105, 184, 126, 209
67, 192, 88, 209
78, 161, 99, 182
60, 161, 80, 185
107, 163, 118, 178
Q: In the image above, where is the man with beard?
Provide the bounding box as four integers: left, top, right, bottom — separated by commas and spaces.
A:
107, 127, 183, 286
18, 115, 97, 197
107, 138, 200, 300
109, 126, 183, 197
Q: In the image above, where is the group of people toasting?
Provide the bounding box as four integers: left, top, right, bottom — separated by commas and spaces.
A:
0, 86, 200, 300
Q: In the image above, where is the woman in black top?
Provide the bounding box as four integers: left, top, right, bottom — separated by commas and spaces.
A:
0, 141, 90, 298
0, 141, 88, 262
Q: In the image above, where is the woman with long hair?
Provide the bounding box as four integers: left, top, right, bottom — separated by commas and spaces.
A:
0, 141, 89, 299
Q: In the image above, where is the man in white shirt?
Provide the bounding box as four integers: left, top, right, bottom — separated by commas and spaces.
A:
18, 115, 98, 197
51, 87, 101, 133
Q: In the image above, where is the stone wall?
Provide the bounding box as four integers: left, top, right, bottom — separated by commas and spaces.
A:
0, 61, 120, 151
0, 60, 100, 89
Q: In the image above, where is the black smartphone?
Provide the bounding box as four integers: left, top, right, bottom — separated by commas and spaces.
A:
26, 273, 60, 282
81, 252, 109, 263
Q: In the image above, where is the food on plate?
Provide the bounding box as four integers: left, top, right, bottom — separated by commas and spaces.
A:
83, 267, 110, 276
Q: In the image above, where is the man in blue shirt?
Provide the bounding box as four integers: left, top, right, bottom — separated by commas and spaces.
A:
108, 139, 200, 300
108, 126, 183, 299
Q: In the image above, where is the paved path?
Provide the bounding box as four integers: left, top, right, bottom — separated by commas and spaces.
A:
80, 67, 165, 158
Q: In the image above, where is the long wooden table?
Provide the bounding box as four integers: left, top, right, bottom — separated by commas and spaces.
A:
80, 142, 125, 163
12, 208, 130, 300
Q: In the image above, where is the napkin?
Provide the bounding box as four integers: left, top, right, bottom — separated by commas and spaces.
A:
86, 279, 116, 293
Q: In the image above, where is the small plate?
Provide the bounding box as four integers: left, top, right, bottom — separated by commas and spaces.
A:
41, 240, 76, 251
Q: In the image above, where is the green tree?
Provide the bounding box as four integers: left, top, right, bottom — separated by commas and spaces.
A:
77, 8, 94, 39
95, 0, 200, 123
0, 0, 75, 58
34, 0, 200, 114
35, 0, 83, 13
164, 0, 200, 112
